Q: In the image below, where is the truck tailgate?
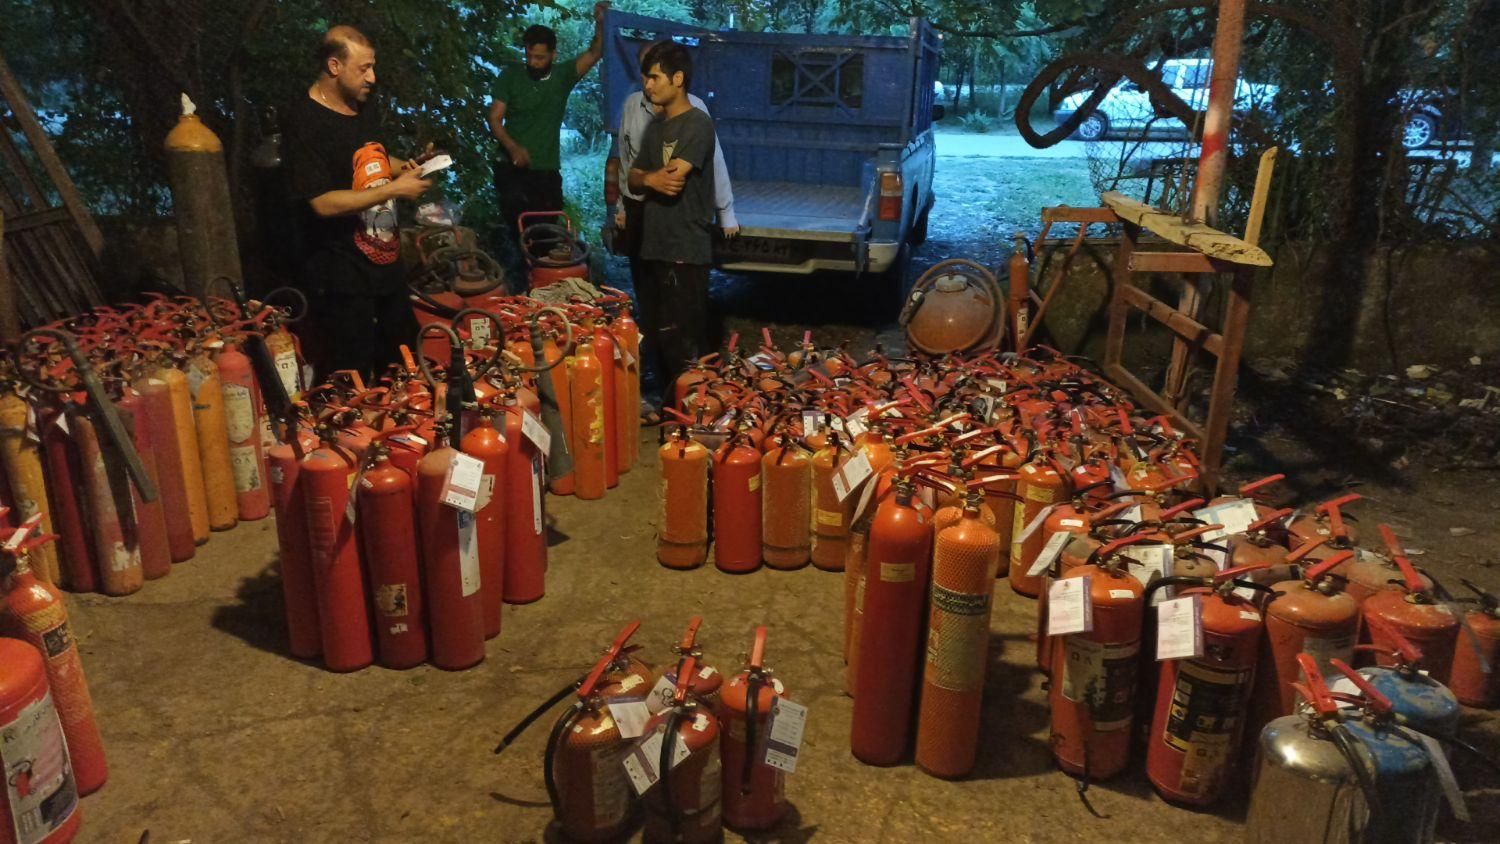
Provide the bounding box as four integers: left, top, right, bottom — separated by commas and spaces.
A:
733, 182, 867, 242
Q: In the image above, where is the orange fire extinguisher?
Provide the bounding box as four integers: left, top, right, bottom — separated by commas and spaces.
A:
0, 385, 61, 583
850, 471, 933, 765
187, 344, 239, 532
712, 433, 763, 574
0, 637, 82, 842
570, 330, 607, 501
1145, 564, 1268, 805
116, 387, 171, 582
460, 406, 508, 640
640, 655, 723, 843
72, 407, 142, 597
501, 396, 547, 604
216, 335, 271, 521
300, 422, 373, 673
1010, 446, 1067, 597
1248, 550, 1359, 735
133, 369, 196, 563
809, 430, 850, 572
1, 524, 108, 797
1361, 524, 1459, 683
591, 321, 620, 489
915, 488, 1001, 778
658, 426, 710, 569
761, 432, 812, 570
720, 626, 790, 830
415, 418, 486, 671
159, 354, 211, 544
1451, 579, 1500, 708
356, 429, 426, 669
494, 622, 647, 842
544, 328, 577, 496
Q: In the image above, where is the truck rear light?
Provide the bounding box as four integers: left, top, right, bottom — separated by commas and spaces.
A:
878, 172, 902, 221
604, 156, 620, 206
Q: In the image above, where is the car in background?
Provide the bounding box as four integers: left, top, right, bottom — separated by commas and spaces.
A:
1052, 58, 1275, 143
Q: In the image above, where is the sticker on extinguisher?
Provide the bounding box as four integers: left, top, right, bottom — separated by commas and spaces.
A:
441, 452, 485, 512
1164, 661, 1253, 753
273, 350, 300, 397
591, 741, 633, 825
927, 585, 991, 691
456, 509, 481, 597
763, 697, 809, 774
467, 317, 491, 349
530, 452, 544, 535
621, 725, 691, 796
230, 445, 262, 494
1060, 638, 1139, 730
0, 691, 78, 844
223, 382, 256, 443
1046, 576, 1093, 636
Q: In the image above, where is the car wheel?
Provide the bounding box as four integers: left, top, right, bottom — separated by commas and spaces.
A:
1402, 113, 1437, 150
1074, 113, 1109, 142
911, 202, 931, 246
877, 242, 913, 317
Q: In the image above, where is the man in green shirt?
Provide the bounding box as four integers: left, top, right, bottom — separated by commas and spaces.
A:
487, 3, 607, 282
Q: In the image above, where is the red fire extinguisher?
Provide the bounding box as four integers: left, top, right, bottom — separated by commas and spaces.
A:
132, 369, 196, 563
72, 406, 142, 597
460, 405, 508, 640
712, 432, 763, 574
415, 418, 486, 670
640, 655, 723, 843
1, 524, 108, 797
1451, 579, 1500, 708
719, 626, 790, 830
38, 399, 96, 591
850, 470, 933, 765
1145, 564, 1268, 805
500, 396, 547, 604
116, 386, 171, 582
1361, 525, 1459, 683
592, 320, 620, 489
215, 335, 271, 521
0, 637, 82, 843
356, 429, 426, 669
268, 415, 321, 660
494, 622, 647, 842
300, 421, 373, 673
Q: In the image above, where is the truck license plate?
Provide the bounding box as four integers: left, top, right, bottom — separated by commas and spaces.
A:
717, 237, 796, 264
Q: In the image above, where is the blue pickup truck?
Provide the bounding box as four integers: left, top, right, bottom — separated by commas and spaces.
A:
600, 11, 942, 285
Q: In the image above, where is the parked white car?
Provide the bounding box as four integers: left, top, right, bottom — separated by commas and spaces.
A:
1052, 58, 1276, 142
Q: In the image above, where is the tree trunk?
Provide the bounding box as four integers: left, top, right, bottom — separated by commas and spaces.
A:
997, 59, 1009, 119
967, 54, 978, 111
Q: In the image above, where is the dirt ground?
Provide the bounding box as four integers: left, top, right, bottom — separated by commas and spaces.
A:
58, 158, 1500, 842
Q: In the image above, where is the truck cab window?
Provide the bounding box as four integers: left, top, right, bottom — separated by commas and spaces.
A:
770, 51, 864, 110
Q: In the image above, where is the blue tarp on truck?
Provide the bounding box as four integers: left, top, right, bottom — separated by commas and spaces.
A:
600, 11, 941, 280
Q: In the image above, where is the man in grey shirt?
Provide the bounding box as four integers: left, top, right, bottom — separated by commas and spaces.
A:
624, 42, 730, 414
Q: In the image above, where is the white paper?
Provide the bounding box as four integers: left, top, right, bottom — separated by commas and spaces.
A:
850, 475, 879, 526
645, 674, 677, 715
763, 698, 808, 774
607, 699, 651, 740
832, 451, 874, 503
1193, 499, 1260, 542
467, 316, 491, 350
442, 452, 485, 512
621, 726, 692, 796
1109, 463, 1130, 491
1121, 504, 1144, 523
1026, 531, 1071, 578
1047, 576, 1092, 636
1017, 503, 1058, 543
1156, 596, 1204, 660
1128, 544, 1174, 605
417, 153, 454, 176
456, 509, 481, 596
522, 410, 552, 455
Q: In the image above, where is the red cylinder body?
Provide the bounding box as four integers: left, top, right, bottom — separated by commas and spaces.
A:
1450, 609, 1500, 708
300, 444, 373, 672
1249, 578, 1359, 737
1146, 589, 1263, 805
0, 638, 82, 844
551, 705, 636, 842
39, 405, 95, 592
850, 489, 933, 765
1048, 565, 1143, 780
217, 340, 271, 521
1362, 591, 1459, 684
2, 561, 108, 797
416, 445, 486, 670
460, 418, 508, 640
134, 375, 195, 563
719, 672, 788, 830
570, 340, 607, 501
641, 707, 723, 843
268, 433, 321, 659
546, 339, 576, 496
357, 457, 427, 669
712, 440, 763, 573
501, 403, 547, 604
1010, 457, 1066, 597
593, 326, 620, 489
118, 390, 172, 581
73, 412, 141, 597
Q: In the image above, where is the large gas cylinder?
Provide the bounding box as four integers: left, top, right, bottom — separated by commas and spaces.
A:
300, 437, 373, 672
132, 372, 195, 562
592, 325, 620, 488
1146, 570, 1264, 806
216, 338, 271, 521
658, 428, 709, 569
2, 542, 108, 796
268, 428, 321, 659
160, 362, 210, 544
356, 436, 426, 670
809, 433, 851, 572
1010, 452, 1066, 597
915, 497, 1000, 778
1249, 552, 1359, 736
501, 400, 547, 604
761, 438, 811, 570
842, 510, 872, 696
850, 477, 932, 765
460, 411, 508, 640
0, 638, 82, 843
0, 390, 60, 583
1450, 578, 1500, 708
415, 430, 486, 670
545, 335, 576, 496
164, 94, 242, 300
712, 436, 762, 574
570, 334, 607, 501
719, 627, 788, 831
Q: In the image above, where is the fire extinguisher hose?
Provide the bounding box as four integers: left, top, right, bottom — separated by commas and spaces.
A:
542, 702, 584, 820
1142, 576, 1212, 607
1327, 721, 1382, 814
494, 680, 582, 754
742, 673, 763, 796
659, 708, 684, 842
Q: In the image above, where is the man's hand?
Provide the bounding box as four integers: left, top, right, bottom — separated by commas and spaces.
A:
614, 207, 627, 229
507, 142, 532, 168
663, 159, 693, 179
386, 168, 432, 201
721, 225, 741, 239
645, 168, 685, 197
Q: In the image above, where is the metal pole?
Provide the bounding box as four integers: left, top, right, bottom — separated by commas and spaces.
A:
1164, 0, 1248, 407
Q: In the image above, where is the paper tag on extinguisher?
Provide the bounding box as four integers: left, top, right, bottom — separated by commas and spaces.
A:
1026, 531, 1071, 578
441, 452, 485, 512
1193, 499, 1259, 541
644, 674, 677, 715
831, 451, 873, 503
850, 475, 879, 526
1155, 596, 1204, 660
621, 724, 692, 796
607, 697, 651, 739
530, 452, 544, 536
3, 513, 42, 552
1109, 463, 1130, 492
1017, 504, 1059, 544
456, 509, 481, 596
1047, 576, 1092, 636
1128, 544, 1173, 605
763, 697, 809, 774
467, 317, 491, 350
521, 410, 551, 455
801, 410, 825, 433
1415, 731, 1469, 821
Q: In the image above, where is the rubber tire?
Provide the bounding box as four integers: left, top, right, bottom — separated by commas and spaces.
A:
1074, 112, 1109, 142
1402, 113, 1437, 150
876, 242, 914, 318
911, 201, 931, 246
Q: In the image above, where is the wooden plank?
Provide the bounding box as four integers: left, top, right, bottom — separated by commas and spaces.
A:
1103, 361, 1206, 443
1103, 221, 1138, 371
1041, 206, 1119, 224
1121, 284, 1224, 357
1243, 147, 1278, 246
0, 207, 70, 233
1127, 250, 1235, 274
1198, 266, 1256, 496
0, 124, 50, 210
0, 49, 104, 256
0, 210, 16, 340
1101, 191, 1273, 267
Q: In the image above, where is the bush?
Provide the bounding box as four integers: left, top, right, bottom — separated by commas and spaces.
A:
957, 112, 998, 133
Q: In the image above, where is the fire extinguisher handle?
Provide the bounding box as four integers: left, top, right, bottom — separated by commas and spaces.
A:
1159, 497, 1207, 520
1247, 507, 1294, 534
1359, 613, 1425, 666
1294, 653, 1341, 717
1286, 536, 1329, 564
1317, 493, 1363, 514
1327, 658, 1394, 716
748, 626, 768, 671
1240, 473, 1286, 496
672, 656, 697, 705
1301, 550, 1354, 583
678, 617, 702, 653
1215, 562, 1270, 582
1376, 524, 1427, 594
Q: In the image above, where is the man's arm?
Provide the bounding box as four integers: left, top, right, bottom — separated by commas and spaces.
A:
487, 99, 531, 168
629, 166, 685, 197
574, 2, 608, 79
308, 169, 430, 218
709, 132, 736, 233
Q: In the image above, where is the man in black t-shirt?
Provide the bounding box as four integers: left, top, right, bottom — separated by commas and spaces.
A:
284, 25, 430, 379
627, 42, 718, 411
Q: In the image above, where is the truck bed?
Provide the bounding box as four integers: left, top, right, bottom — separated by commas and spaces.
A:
733, 182, 867, 242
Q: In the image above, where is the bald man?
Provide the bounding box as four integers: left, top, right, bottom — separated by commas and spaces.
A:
284, 25, 429, 379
